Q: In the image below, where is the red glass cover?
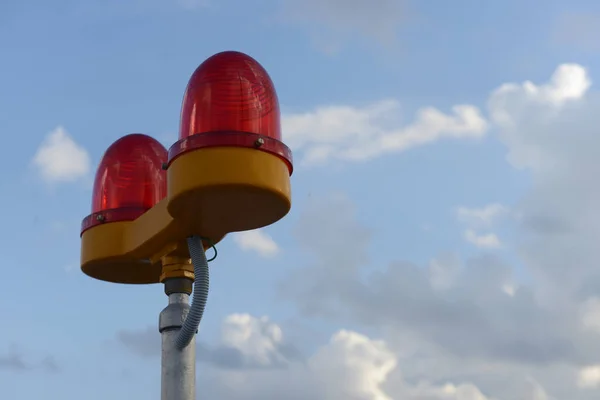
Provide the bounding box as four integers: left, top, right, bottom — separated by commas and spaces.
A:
81, 134, 167, 235
170, 51, 293, 174
179, 51, 281, 141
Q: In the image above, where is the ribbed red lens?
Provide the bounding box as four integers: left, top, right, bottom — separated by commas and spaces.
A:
170, 51, 293, 174
179, 51, 281, 140
81, 134, 167, 235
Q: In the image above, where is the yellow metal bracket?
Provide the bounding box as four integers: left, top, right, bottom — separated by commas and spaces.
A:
80, 146, 291, 285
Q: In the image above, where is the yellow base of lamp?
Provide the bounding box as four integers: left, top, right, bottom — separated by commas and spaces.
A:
80, 200, 223, 284
82, 258, 162, 284
81, 221, 157, 284
80, 146, 288, 285
167, 147, 292, 238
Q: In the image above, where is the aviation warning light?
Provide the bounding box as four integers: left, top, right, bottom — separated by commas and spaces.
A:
80, 50, 294, 400
166, 51, 294, 239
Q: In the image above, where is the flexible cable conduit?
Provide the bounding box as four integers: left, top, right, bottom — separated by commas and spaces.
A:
175, 235, 210, 350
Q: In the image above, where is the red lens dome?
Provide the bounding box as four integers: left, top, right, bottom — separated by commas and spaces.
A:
81, 134, 167, 235
169, 51, 293, 174
179, 51, 280, 140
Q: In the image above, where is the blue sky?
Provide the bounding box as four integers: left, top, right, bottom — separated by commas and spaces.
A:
3, 0, 600, 399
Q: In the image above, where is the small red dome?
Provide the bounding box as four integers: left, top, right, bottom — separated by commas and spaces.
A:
81, 134, 167, 234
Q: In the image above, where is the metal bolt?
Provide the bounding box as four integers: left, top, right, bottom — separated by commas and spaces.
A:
254, 138, 265, 148
96, 214, 106, 222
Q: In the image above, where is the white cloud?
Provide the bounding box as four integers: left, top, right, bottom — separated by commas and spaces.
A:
278, 62, 600, 398
487, 63, 600, 303
220, 314, 286, 367
32, 126, 91, 183
456, 204, 507, 249
502, 283, 517, 297
310, 330, 397, 400
428, 255, 462, 291
491, 64, 590, 112
283, 190, 594, 397
580, 297, 600, 333
520, 379, 551, 400
283, 100, 488, 165
267, 62, 600, 400
456, 204, 509, 228
121, 307, 557, 400
578, 365, 600, 389
488, 63, 591, 172
233, 229, 280, 258
202, 314, 493, 400
406, 382, 491, 400
463, 230, 502, 249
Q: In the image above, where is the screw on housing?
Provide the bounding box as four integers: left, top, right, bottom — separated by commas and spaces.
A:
254, 137, 265, 148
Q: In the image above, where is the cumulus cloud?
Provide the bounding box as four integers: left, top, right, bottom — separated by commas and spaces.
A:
580, 297, 600, 333
118, 314, 298, 369
232, 229, 280, 258
32, 126, 91, 183
283, 196, 578, 365
117, 304, 566, 399
310, 330, 398, 400
488, 63, 600, 303
456, 204, 508, 248
463, 229, 502, 249
403, 382, 491, 400
578, 365, 600, 389
132, 312, 500, 399
283, 100, 488, 165
488, 63, 590, 172
279, 192, 600, 398
218, 314, 291, 368
273, 62, 600, 399
456, 204, 509, 228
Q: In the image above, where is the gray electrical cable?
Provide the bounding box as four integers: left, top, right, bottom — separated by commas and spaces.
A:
175, 235, 210, 350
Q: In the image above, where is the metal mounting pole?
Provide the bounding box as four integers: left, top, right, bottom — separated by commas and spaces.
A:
159, 279, 196, 400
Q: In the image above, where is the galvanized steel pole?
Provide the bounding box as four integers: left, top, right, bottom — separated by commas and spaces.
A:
159, 290, 196, 400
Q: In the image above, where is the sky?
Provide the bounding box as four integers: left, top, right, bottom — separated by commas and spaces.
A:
3, 0, 600, 398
